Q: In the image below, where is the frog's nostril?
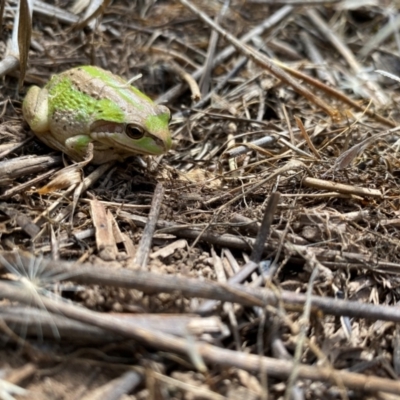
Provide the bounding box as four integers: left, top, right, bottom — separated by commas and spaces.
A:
154, 136, 171, 152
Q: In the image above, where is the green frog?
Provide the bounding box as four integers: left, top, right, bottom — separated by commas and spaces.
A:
23, 65, 171, 164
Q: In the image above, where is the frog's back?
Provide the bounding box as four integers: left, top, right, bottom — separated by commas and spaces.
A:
48, 66, 165, 126
78, 66, 155, 106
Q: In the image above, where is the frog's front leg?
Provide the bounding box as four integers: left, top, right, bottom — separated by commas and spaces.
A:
64, 135, 93, 161
66, 136, 123, 164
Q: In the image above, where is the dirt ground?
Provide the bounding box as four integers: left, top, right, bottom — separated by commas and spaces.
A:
1, 0, 400, 399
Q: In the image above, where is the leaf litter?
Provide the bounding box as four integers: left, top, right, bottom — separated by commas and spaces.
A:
1, 0, 400, 399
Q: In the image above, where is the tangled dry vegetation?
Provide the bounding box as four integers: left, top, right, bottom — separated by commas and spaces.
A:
2, 0, 400, 399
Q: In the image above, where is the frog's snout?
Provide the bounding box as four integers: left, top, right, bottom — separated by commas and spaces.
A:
153, 134, 172, 153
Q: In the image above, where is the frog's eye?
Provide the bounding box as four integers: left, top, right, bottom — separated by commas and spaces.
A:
126, 124, 144, 140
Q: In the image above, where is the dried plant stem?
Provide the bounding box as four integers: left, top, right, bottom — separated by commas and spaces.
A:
3, 253, 400, 324
306, 9, 358, 73
273, 59, 396, 127
295, 116, 321, 159
158, 5, 294, 103
359, 13, 400, 58
2, 280, 400, 395
217, 160, 307, 211
285, 266, 319, 400
303, 177, 382, 198
179, 0, 336, 118
131, 183, 165, 269
299, 30, 335, 85
106, 212, 400, 270
197, 193, 280, 314
167, 61, 201, 101
83, 371, 143, 400
250, 192, 280, 263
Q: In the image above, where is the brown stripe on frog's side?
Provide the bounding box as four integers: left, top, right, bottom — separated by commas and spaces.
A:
74, 66, 157, 114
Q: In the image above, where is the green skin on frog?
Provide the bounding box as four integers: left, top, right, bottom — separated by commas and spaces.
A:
22, 66, 171, 164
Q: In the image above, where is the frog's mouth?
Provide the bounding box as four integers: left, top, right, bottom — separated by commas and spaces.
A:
90, 121, 169, 155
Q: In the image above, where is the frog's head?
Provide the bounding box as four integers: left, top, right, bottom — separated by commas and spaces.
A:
90, 104, 172, 156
